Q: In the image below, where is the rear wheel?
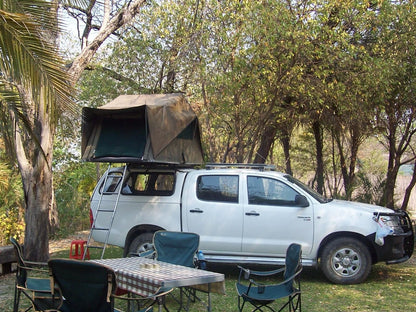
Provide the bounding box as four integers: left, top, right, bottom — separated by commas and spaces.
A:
320, 237, 372, 284
127, 232, 154, 256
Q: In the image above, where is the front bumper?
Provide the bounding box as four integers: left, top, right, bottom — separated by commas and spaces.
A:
368, 210, 414, 264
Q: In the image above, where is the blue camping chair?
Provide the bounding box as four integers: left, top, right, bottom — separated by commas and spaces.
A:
48, 259, 153, 312
10, 237, 62, 312
236, 243, 302, 312
135, 231, 201, 311
134, 231, 201, 268
153, 231, 200, 268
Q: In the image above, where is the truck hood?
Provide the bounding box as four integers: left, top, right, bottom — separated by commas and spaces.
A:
326, 199, 394, 214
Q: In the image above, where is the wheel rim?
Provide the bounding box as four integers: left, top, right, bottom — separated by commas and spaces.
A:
136, 242, 153, 254
331, 247, 361, 277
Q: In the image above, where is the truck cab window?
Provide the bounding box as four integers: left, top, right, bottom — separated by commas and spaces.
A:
197, 175, 239, 203
101, 172, 122, 194
122, 172, 175, 196
247, 176, 299, 206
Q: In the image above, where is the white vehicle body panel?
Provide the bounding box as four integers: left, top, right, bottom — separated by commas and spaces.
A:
89, 166, 412, 270
183, 171, 244, 253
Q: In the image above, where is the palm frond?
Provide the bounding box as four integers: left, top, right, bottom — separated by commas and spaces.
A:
0, 3, 76, 117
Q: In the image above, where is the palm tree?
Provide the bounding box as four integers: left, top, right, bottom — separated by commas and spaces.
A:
0, 0, 75, 261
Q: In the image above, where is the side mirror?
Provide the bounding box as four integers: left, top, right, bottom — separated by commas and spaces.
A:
295, 195, 309, 207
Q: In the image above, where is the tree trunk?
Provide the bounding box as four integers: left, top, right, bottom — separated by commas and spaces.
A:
379, 106, 416, 208
8, 0, 147, 262
347, 124, 361, 199
254, 124, 277, 164
13, 91, 54, 261
280, 129, 293, 175
312, 121, 324, 195
334, 131, 349, 196
22, 161, 53, 261
381, 114, 400, 208
401, 160, 416, 211
382, 165, 399, 208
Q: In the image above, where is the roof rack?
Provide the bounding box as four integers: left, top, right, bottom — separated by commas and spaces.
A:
127, 162, 200, 170
205, 163, 276, 171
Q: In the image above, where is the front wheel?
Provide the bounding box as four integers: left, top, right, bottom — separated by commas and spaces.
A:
320, 237, 372, 284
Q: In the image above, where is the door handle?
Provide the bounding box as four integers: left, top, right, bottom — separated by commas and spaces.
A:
190, 209, 203, 213
245, 211, 260, 216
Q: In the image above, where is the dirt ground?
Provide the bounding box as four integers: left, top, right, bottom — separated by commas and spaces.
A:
48, 230, 90, 254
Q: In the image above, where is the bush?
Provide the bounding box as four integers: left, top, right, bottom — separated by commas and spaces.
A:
0, 208, 25, 244
0, 163, 25, 245
54, 161, 99, 238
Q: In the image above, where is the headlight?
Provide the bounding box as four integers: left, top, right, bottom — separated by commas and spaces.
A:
379, 216, 403, 234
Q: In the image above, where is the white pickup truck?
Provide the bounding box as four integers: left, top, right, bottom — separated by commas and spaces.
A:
89, 164, 414, 284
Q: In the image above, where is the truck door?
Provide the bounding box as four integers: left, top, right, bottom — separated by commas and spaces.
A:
183, 173, 243, 253
242, 175, 314, 256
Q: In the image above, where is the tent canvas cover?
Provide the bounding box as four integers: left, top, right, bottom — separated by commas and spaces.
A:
81, 93, 204, 165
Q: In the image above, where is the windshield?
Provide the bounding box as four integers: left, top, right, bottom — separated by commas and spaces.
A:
283, 175, 332, 203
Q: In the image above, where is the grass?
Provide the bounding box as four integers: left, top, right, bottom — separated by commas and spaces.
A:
1, 245, 415, 312
208, 260, 416, 312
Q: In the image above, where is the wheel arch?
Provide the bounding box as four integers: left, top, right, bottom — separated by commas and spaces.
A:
317, 231, 377, 264
123, 224, 164, 257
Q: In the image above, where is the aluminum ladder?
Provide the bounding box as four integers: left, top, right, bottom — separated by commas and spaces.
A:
83, 164, 127, 260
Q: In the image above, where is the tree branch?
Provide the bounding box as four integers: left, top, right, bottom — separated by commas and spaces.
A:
67, 0, 147, 84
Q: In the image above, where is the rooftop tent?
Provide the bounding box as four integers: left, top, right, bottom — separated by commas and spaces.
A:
81, 93, 204, 165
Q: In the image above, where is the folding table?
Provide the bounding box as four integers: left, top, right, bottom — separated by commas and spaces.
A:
93, 257, 225, 311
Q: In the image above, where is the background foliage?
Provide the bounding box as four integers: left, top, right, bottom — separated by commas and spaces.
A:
74, 0, 416, 205
1, 0, 416, 241
0, 162, 24, 244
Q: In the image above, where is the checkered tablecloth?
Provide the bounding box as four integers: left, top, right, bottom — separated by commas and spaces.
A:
93, 257, 225, 297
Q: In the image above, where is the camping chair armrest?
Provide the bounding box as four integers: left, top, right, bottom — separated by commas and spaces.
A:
248, 267, 285, 277
237, 265, 285, 281
247, 279, 267, 289
263, 266, 303, 288
25, 260, 48, 266
20, 264, 49, 274
237, 266, 250, 283
23, 260, 49, 274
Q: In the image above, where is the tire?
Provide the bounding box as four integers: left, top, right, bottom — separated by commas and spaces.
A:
127, 232, 154, 256
320, 237, 372, 284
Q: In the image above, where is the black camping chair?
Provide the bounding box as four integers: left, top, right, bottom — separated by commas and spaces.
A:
236, 243, 302, 312
10, 237, 62, 312
48, 258, 153, 312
